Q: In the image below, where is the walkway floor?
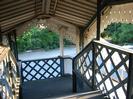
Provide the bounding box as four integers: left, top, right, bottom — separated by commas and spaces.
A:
22, 75, 103, 99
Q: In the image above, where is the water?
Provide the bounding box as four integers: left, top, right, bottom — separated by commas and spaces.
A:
18, 46, 76, 61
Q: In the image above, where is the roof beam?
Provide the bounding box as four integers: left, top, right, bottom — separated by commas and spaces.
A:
108, 0, 133, 5
42, 0, 51, 14
0, 26, 2, 44
53, 0, 58, 14
46, 0, 51, 14
42, 0, 46, 13
81, 0, 108, 34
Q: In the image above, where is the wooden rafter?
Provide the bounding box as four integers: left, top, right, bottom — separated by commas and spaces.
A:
108, 0, 133, 5
42, 0, 46, 13
53, 0, 58, 14
46, 0, 51, 14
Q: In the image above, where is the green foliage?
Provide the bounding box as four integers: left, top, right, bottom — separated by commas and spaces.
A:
101, 23, 133, 45
17, 27, 73, 52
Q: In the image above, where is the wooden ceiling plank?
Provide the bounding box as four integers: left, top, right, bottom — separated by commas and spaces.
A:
0, 4, 37, 18
57, 1, 96, 15
0, 1, 35, 14
56, 8, 91, 20
57, 5, 95, 15
0, 8, 39, 22
55, 13, 87, 24
56, 11, 89, 22
55, 15, 85, 26
76, 0, 97, 7
1, 16, 37, 33
0, 0, 15, 6
0, 0, 34, 10
59, 0, 96, 12
1, 12, 35, 25
56, 6, 94, 18
1, 14, 34, 29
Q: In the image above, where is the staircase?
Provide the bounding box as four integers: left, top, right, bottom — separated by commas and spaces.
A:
55, 90, 104, 99
0, 40, 133, 99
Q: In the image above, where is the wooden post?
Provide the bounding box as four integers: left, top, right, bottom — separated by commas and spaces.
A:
92, 42, 96, 90
13, 30, 18, 60
60, 32, 64, 56
126, 54, 133, 99
72, 58, 77, 93
60, 56, 64, 76
0, 27, 2, 45
96, 0, 101, 40
79, 29, 84, 50
77, 29, 84, 90
8, 32, 13, 51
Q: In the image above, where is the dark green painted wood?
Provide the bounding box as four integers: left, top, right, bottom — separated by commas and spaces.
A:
126, 54, 133, 99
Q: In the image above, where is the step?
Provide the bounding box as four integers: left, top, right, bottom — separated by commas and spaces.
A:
52, 90, 104, 99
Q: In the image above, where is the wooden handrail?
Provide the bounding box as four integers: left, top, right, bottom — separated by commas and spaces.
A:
93, 40, 133, 54
73, 39, 133, 99
0, 46, 10, 62
0, 46, 20, 99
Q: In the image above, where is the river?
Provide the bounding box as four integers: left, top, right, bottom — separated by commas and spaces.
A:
18, 46, 76, 61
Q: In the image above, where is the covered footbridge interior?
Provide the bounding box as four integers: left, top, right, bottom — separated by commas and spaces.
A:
0, 0, 133, 99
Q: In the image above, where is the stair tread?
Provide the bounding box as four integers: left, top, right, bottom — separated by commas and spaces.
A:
52, 90, 104, 99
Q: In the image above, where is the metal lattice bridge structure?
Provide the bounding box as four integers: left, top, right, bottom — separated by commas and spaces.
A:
0, 0, 133, 99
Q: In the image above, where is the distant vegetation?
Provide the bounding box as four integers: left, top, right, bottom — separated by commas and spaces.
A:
101, 23, 133, 45
17, 27, 73, 52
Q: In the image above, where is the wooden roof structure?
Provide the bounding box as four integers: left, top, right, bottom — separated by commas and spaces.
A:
0, 0, 133, 34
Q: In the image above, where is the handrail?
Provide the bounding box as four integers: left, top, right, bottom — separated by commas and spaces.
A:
21, 56, 73, 62
74, 40, 93, 60
21, 56, 73, 82
93, 40, 133, 54
0, 46, 20, 99
73, 39, 133, 99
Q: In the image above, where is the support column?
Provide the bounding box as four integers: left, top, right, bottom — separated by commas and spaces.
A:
77, 29, 84, 91
0, 27, 2, 45
96, 0, 101, 40
13, 30, 18, 60
76, 28, 80, 54
8, 32, 12, 49
126, 54, 133, 99
79, 29, 84, 50
60, 32, 64, 56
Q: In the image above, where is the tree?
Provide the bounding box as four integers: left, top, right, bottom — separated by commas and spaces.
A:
101, 23, 133, 45
17, 27, 73, 52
